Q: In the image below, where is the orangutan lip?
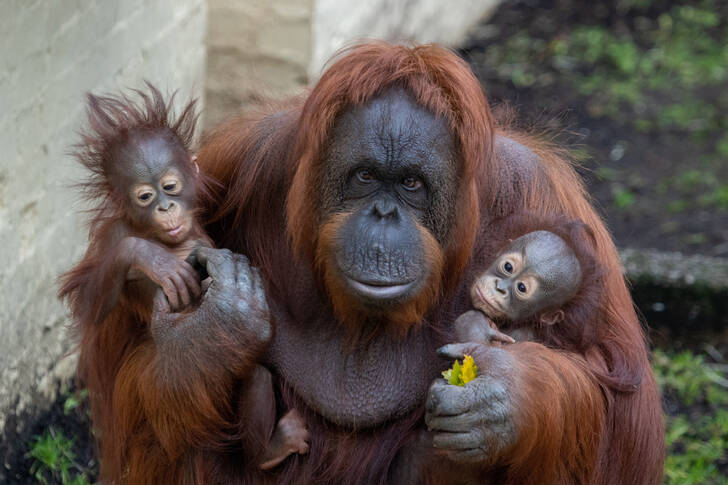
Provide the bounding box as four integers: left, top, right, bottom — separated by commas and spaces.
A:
346, 277, 415, 300
476, 286, 503, 316
166, 224, 183, 236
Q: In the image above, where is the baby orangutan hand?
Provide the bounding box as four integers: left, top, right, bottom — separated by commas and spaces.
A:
454, 310, 515, 345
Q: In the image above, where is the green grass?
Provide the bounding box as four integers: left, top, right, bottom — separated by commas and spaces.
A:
653, 349, 728, 484
28, 429, 91, 485
27, 390, 93, 485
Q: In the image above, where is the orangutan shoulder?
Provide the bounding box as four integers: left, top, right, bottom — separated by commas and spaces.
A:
493, 134, 542, 181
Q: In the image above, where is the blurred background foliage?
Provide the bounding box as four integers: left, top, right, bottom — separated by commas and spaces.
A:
463, 0, 728, 257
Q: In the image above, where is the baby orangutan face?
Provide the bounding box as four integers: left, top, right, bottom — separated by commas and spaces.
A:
110, 132, 197, 245
471, 230, 582, 323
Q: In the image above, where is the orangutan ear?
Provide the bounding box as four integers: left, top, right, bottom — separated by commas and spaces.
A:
540, 309, 565, 326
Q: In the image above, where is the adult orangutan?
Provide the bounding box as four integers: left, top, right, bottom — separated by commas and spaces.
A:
66, 42, 664, 484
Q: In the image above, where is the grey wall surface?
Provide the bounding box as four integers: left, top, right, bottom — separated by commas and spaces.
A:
0, 0, 207, 438
205, 0, 313, 127
310, 0, 501, 79
204, 0, 499, 128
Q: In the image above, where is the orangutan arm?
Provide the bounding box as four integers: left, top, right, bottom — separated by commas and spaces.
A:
425, 341, 606, 484
131, 247, 272, 459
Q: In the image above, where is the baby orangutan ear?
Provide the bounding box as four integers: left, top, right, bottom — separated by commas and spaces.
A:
540, 309, 565, 326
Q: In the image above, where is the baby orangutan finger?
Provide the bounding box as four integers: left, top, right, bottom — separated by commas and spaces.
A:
437, 342, 484, 361
179, 261, 201, 297
170, 271, 191, 308
162, 279, 180, 310
489, 329, 516, 344
153, 288, 171, 314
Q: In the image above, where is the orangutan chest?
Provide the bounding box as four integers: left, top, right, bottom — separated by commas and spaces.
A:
266, 313, 445, 429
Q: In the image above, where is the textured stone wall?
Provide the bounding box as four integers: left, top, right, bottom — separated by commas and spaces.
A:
310, 0, 501, 79
0, 0, 207, 438
204, 0, 499, 127
205, 0, 313, 127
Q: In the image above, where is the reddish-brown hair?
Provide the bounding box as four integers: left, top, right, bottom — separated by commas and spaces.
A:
285, 42, 496, 325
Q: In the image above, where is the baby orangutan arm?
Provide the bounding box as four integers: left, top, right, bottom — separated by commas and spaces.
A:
454, 310, 515, 345
123, 236, 201, 310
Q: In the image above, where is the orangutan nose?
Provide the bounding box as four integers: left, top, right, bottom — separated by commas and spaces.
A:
494, 278, 507, 295
157, 200, 176, 212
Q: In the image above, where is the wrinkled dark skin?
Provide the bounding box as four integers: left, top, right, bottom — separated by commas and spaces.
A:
471, 230, 581, 322
322, 88, 456, 306
265, 90, 455, 428
110, 133, 197, 245
150, 91, 562, 478
426, 342, 517, 465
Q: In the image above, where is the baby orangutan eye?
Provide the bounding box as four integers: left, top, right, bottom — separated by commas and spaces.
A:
135, 189, 156, 206
160, 174, 183, 195
516, 281, 527, 293
502, 260, 514, 274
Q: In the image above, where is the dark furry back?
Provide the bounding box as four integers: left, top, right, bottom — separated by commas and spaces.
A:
72, 82, 199, 230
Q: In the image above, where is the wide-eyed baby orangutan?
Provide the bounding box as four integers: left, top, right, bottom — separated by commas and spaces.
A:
58, 83, 307, 471
455, 214, 604, 352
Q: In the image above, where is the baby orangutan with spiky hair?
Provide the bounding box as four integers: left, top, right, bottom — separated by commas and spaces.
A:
454, 214, 604, 353
58, 83, 308, 472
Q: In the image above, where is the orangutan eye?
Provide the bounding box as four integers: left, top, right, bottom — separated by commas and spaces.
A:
161, 174, 183, 195
356, 169, 374, 182
503, 261, 514, 274
401, 176, 422, 191
134, 188, 156, 207
517, 282, 527, 293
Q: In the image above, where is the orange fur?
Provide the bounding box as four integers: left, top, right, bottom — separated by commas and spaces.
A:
59, 43, 664, 484
315, 212, 444, 336
286, 42, 494, 327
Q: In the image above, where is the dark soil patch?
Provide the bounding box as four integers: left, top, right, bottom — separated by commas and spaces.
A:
460, 0, 728, 256
0, 387, 97, 484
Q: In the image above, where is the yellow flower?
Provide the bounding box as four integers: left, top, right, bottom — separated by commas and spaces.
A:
442, 354, 478, 386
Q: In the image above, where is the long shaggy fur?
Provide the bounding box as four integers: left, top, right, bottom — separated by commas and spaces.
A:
63, 43, 664, 484
285, 42, 495, 320
58, 84, 234, 484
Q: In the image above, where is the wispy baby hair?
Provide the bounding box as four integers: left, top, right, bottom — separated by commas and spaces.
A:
73, 81, 199, 217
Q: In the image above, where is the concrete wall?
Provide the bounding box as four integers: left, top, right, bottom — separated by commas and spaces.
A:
310, 0, 501, 79
0, 0, 207, 439
206, 0, 313, 127
204, 0, 499, 127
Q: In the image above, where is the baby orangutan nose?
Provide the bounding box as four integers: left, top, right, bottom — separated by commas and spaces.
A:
494, 278, 507, 295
